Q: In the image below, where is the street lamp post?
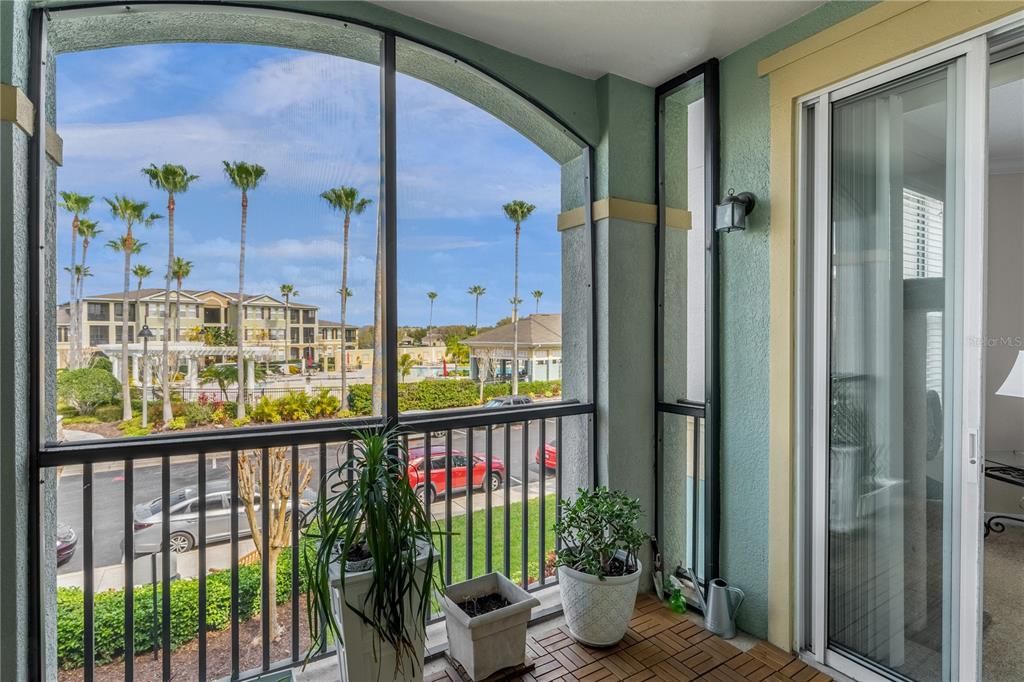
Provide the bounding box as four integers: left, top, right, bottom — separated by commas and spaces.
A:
139, 324, 154, 427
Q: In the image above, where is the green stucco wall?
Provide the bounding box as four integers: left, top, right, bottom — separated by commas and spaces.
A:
717, 0, 877, 638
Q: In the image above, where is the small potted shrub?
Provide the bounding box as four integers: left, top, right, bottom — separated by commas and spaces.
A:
439, 572, 539, 681
554, 487, 648, 647
303, 426, 439, 681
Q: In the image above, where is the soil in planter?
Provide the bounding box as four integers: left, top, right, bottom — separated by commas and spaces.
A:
454, 592, 511, 618
347, 543, 371, 562
605, 557, 637, 577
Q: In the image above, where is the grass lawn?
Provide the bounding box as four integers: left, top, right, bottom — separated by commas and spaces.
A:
435, 493, 557, 591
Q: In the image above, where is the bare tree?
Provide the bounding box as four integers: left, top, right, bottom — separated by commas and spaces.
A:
237, 448, 312, 641
476, 347, 496, 403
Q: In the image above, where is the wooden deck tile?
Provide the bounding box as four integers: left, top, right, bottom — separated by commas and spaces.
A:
429, 599, 833, 682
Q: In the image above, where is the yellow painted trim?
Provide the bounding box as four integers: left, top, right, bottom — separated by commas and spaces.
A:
46, 124, 63, 167
1, 84, 64, 166
757, 1, 926, 76
761, 0, 1024, 651
1, 83, 34, 135
557, 198, 691, 230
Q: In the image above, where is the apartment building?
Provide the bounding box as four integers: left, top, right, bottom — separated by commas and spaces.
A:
57, 288, 355, 368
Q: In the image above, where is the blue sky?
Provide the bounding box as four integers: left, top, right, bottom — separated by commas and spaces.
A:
56, 43, 561, 328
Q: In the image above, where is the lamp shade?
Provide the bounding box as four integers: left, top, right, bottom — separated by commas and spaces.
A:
996, 350, 1024, 398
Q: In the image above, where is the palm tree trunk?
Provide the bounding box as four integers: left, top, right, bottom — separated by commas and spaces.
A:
512, 224, 520, 396
161, 193, 175, 423
70, 215, 79, 369
284, 297, 290, 365
175, 279, 183, 353
428, 300, 434, 331
121, 243, 133, 421
340, 214, 350, 408
237, 191, 248, 419
474, 295, 480, 333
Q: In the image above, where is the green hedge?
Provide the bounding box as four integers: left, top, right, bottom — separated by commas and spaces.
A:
347, 379, 561, 415
56, 543, 312, 670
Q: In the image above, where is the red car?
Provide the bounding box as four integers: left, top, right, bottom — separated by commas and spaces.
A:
535, 441, 558, 471
407, 445, 505, 503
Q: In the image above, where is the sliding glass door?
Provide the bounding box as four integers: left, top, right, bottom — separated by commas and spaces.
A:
804, 36, 988, 682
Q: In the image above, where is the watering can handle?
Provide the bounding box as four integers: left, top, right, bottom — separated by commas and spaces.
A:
728, 586, 745, 615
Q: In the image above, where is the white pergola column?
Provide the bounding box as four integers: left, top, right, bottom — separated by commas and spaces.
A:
131, 355, 139, 384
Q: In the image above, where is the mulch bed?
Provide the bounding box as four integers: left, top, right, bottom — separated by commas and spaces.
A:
59, 599, 313, 681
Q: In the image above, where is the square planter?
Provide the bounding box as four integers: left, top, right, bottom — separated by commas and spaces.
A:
439, 572, 540, 681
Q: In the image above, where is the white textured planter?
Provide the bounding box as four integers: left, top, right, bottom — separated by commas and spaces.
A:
439, 572, 539, 681
329, 542, 433, 682
558, 558, 642, 647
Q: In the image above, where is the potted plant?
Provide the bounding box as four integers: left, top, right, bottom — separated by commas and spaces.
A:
439, 572, 539, 681
554, 487, 648, 647
303, 426, 439, 682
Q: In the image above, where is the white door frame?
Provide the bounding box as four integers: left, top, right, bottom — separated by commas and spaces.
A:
795, 26, 1002, 682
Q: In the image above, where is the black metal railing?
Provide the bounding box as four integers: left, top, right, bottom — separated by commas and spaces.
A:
41, 400, 592, 681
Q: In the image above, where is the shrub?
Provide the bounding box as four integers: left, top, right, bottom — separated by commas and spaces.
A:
118, 417, 152, 437
554, 487, 649, 578
166, 417, 186, 431
249, 396, 282, 424
56, 543, 312, 669
347, 384, 373, 415
309, 388, 341, 418
94, 404, 124, 422
182, 401, 214, 427
345, 380, 562, 415
232, 416, 251, 428
57, 368, 121, 415
88, 355, 114, 373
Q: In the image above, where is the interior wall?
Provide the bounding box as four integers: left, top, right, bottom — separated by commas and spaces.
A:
985, 172, 1024, 513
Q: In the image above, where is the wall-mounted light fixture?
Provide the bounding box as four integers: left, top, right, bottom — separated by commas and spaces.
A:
715, 189, 756, 233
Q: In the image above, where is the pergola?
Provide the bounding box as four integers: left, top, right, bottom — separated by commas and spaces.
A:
97, 343, 273, 390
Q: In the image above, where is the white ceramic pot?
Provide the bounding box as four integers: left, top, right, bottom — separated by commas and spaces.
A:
558, 558, 642, 647
330, 542, 433, 682
439, 572, 539, 681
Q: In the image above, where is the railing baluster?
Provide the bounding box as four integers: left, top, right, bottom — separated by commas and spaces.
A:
444, 429, 453, 586
538, 418, 547, 587
84, 461, 94, 682
230, 449, 240, 680
520, 420, 529, 589
161, 455, 171, 681
317, 441, 327, 656
123, 459, 134, 682
198, 451, 208, 682
261, 447, 271, 671
485, 425, 493, 574
291, 444, 300, 663
555, 417, 563, 554
503, 423, 511, 578
465, 427, 474, 580
422, 431, 433, 623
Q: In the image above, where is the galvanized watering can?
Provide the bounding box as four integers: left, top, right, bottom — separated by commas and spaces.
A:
683, 570, 745, 639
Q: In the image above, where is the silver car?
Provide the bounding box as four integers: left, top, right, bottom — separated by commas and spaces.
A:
131, 480, 312, 555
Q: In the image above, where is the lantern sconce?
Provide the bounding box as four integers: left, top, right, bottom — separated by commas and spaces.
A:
715, 189, 756, 233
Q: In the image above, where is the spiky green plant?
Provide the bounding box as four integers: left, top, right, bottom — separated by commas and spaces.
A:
302, 426, 440, 675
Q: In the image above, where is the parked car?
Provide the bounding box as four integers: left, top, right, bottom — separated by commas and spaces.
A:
535, 440, 558, 471
483, 395, 533, 408
406, 445, 505, 503
131, 480, 313, 556
56, 524, 77, 566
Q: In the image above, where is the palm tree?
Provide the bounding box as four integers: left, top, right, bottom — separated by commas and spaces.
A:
320, 186, 373, 409
502, 200, 535, 396
76, 219, 102, 300
170, 256, 193, 344
106, 195, 161, 420
426, 291, 438, 331
132, 264, 152, 292
467, 285, 486, 334
531, 289, 544, 314
142, 163, 199, 422
279, 284, 297, 365
223, 161, 267, 419
398, 353, 415, 383
59, 192, 94, 368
